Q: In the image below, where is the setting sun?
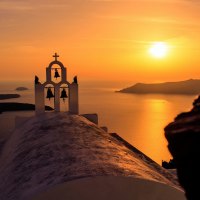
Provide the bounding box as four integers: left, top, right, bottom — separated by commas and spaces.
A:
149, 42, 169, 59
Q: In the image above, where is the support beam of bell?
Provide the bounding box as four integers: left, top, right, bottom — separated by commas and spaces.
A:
54, 85, 60, 112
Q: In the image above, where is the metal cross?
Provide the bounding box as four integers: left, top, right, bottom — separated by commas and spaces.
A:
53, 53, 59, 61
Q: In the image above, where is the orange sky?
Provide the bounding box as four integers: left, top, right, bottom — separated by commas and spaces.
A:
1, 0, 200, 83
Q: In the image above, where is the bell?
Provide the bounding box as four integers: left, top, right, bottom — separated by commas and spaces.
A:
54, 69, 60, 79
60, 88, 68, 101
46, 88, 54, 100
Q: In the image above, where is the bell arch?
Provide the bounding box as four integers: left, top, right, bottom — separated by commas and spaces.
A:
51, 64, 62, 83
35, 53, 79, 115
46, 60, 67, 83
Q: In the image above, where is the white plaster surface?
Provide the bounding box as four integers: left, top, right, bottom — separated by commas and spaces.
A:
32, 176, 186, 200
0, 113, 185, 200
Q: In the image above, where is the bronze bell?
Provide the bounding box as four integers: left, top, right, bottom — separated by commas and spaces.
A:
60, 88, 68, 101
46, 88, 54, 100
54, 69, 60, 79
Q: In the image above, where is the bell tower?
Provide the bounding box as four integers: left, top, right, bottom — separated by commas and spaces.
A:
35, 53, 79, 115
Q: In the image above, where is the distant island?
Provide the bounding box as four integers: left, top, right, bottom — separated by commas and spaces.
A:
118, 79, 200, 95
16, 87, 29, 91
0, 102, 53, 114
0, 94, 20, 100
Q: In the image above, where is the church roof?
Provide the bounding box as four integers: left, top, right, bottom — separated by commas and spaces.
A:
0, 113, 183, 200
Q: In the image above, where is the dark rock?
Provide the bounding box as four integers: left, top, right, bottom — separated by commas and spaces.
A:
165, 95, 200, 199
0, 94, 20, 100
162, 159, 176, 169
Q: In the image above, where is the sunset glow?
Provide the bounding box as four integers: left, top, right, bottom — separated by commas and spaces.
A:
0, 0, 200, 82
1, 0, 199, 190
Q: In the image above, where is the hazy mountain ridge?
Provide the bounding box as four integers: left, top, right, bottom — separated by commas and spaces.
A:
118, 79, 200, 94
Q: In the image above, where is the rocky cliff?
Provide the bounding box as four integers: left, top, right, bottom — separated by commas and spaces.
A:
165, 95, 200, 200
0, 113, 185, 200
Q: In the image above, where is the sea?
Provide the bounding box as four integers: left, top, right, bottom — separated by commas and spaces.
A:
0, 80, 196, 165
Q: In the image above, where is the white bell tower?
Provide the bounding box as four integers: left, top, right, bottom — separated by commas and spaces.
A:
35, 53, 79, 115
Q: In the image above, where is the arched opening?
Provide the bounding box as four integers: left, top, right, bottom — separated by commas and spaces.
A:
44, 84, 55, 111
51, 64, 62, 83
60, 84, 69, 112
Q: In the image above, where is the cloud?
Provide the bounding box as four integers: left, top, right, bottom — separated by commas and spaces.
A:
0, 0, 71, 12
0, 1, 33, 11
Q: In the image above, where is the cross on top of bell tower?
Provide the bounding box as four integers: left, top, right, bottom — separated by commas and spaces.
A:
53, 53, 59, 61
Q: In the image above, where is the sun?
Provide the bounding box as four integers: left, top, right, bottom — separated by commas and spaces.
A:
149, 42, 168, 58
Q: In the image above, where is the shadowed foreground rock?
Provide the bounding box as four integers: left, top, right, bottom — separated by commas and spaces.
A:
0, 113, 185, 200
165, 95, 200, 200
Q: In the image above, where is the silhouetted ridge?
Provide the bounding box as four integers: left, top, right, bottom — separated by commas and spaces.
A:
0, 94, 20, 100
0, 103, 53, 113
118, 79, 200, 94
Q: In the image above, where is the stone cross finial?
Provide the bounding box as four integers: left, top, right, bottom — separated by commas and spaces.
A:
53, 53, 59, 61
